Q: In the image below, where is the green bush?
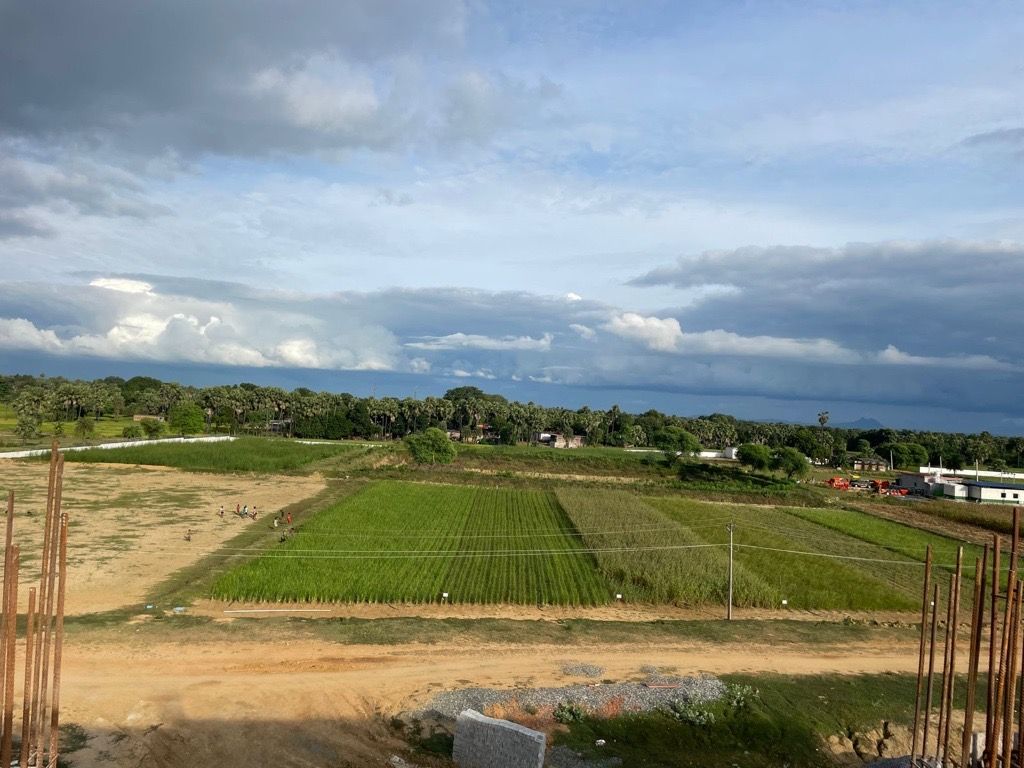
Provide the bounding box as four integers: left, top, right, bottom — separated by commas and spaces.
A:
139, 417, 165, 439
121, 424, 144, 439
73, 416, 95, 439
554, 701, 588, 724
405, 427, 457, 464
668, 699, 716, 726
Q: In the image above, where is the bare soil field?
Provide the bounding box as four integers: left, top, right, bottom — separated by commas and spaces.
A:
48, 633, 921, 768
0, 460, 325, 614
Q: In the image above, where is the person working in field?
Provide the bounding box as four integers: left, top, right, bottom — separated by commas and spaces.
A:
184, 528, 193, 542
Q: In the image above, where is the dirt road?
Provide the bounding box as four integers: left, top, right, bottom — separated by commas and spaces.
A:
52, 633, 920, 767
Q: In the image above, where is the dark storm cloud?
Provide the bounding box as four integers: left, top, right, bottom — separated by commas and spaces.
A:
0, 0, 466, 156
630, 240, 1024, 362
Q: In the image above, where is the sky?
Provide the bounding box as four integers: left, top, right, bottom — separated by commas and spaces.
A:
1, 1, 1023, 432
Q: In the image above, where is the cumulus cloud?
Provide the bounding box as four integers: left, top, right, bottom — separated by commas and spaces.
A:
89, 277, 154, 294
0, 278, 401, 371
602, 313, 683, 352
569, 323, 595, 340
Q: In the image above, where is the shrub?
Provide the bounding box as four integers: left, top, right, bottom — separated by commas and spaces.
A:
724, 683, 759, 710
73, 416, 95, 439
554, 701, 588, 724
737, 443, 772, 471
139, 417, 165, 439
405, 427, 457, 464
122, 424, 144, 439
667, 699, 715, 727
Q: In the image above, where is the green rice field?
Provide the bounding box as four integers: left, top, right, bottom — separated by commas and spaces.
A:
212, 481, 611, 604
212, 481, 973, 609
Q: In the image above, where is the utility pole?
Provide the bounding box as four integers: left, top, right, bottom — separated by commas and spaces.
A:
726, 523, 734, 621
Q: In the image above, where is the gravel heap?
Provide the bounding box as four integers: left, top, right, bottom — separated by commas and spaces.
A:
424, 675, 725, 719
561, 663, 604, 678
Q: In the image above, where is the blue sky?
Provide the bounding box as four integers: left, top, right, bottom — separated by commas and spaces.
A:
1, 1, 1023, 431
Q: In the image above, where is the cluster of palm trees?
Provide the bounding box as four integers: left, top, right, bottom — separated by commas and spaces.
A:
5, 374, 1022, 468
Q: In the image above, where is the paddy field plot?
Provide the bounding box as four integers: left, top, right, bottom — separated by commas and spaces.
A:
212, 481, 611, 605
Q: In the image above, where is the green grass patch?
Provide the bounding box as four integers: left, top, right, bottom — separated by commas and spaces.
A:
453, 443, 671, 477
212, 481, 611, 604
51, 437, 368, 473
555, 488, 777, 606
784, 505, 986, 578
648, 498, 923, 611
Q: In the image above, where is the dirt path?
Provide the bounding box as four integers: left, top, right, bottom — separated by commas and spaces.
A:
0, 460, 326, 613
51, 634, 921, 768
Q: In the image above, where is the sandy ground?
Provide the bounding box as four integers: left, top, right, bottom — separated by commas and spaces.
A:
0, 460, 325, 614
44, 634, 922, 768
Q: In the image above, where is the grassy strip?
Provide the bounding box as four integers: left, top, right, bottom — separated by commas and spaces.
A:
784, 505, 987, 575
212, 481, 611, 604
454, 444, 672, 477
63, 613, 916, 647
51, 437, 367, 473
649, 498, 921, 610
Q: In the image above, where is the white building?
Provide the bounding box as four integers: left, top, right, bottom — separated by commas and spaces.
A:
963, 481, 1024, 505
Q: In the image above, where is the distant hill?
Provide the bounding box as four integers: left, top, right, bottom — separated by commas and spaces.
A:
831, 417, 885, 430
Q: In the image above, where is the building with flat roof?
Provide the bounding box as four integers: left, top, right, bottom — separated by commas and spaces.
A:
963, 480, 1024, 504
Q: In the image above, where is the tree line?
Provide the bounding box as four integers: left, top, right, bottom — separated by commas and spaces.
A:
1, 373, 1021, 470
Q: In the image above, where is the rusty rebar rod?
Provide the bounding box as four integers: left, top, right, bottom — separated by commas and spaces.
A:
20, 587, 37, 768
28, 451, 60, 761
987, 535, 1001, 768
913, 546, 934, 762
963, 549, 987, 768
938, 576, 956, 762
0, 545, 19, 767
0, 491, 14, 746
47, 515, 68, 768
941, 548, 964, 765
35, 455, 63, 764
925, 583, 941, 761
1001, 582, 1022, 768
992, 570, 1016, 768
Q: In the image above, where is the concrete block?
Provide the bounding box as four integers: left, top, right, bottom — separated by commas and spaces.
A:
453, 709, 545, 768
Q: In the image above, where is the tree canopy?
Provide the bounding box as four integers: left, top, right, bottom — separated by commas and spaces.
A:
405, 427, 457, 465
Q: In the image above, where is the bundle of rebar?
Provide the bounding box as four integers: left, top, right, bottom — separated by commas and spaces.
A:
0, 442, 69, 768
911, 507, 1024, 768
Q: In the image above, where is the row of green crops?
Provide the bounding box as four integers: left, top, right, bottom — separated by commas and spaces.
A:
211, 480, 975, 609
647, 498, 925, 610
212, 481, 610, 604
553, 488, 776, 606
55, 437, 367, 473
